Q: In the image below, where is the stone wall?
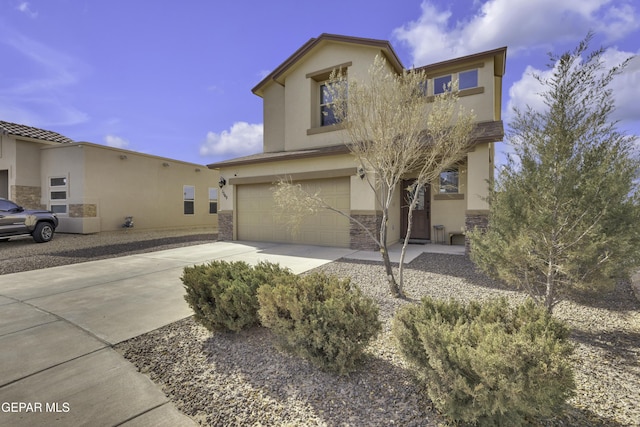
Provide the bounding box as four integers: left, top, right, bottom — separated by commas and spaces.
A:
217, 211, 233, 241
11, 185, 44, 209
350, 212, 382, 251
69, 204, 97, 218
465, 209, 489, 255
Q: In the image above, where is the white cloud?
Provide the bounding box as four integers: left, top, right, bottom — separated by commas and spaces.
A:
200, 122, 263, 157
505, 47, 640, 127
505, 65, 551, 123
16, 2, 38, 18
393, 0, 640, 65
104, 134, 129, 149
606, 50, 640, 126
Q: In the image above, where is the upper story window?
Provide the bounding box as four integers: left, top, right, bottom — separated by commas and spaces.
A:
459, 69, 478, 90
320, 81, 346, 126
434, 75, 452, 95
415, 80, 429, 97
432, 69, 479, 95
306, 62, 351, 134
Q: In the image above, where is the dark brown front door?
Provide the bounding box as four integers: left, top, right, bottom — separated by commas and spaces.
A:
400, 179, 430, 240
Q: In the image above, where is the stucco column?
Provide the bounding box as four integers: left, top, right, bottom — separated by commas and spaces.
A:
465, 143, 492, 255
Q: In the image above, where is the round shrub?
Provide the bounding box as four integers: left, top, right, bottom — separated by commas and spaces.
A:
257, 272, 381, 375
182, 260, 294, 332
392, 297, 575, 426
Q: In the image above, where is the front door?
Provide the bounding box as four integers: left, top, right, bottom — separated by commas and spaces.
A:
400, 180, 430, 240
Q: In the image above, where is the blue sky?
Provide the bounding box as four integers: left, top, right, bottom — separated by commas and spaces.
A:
1, 0, 638, 166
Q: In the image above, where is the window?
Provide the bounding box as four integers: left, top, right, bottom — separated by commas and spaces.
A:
459, 69, 478, 90
183, 185, 195, 215
406, 183, 427, 210
208, 188, 218, 214
49, 176, 67, 214
439, 168, 459, 194
434, 75, 452, 94
414, 80, 428, 97
320, 81, 346, 126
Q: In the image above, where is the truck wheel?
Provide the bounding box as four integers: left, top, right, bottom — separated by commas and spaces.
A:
33, 222, 54, 243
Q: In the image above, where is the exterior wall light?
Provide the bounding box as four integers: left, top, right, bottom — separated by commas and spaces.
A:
357, 166, 366, 179
162, 162, 170, 167
119, 154, 127, 160
218, 177, 226, 188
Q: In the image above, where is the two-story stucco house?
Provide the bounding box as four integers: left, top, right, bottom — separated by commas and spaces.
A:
208, 34, 506, 250
1, 120, 218, 234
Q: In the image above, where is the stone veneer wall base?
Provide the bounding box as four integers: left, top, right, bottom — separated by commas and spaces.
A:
465, 210, 489, 256
12, 185, 44, 210
350, 213, 382, 251
217, 211, 233, 241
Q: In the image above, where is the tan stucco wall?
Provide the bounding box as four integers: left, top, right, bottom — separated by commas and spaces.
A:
16, 140, 43, 188
0, 135, 54, 207
263, 83, 286, 153
224, 42, 503, 248
218, 154, 406, 246
466, 143, 492, 211
261, 43, 394, 153
423, 56, 498, 123
41, 143, 218, 233
0, 135, 17, 198
261, 47, 500, 157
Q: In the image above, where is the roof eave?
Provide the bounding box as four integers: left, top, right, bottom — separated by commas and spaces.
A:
252, 33, 405, 97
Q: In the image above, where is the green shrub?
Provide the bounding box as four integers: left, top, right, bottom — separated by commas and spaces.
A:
182, 260, 294, 332
392, 297, 575, 426
257, 272, 381, 375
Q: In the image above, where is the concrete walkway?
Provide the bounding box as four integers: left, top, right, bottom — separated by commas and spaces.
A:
0, 240, 462, 426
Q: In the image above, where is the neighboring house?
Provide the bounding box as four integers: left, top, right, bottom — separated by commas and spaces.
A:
1, 120, 218, 234
208, 33, 506, 250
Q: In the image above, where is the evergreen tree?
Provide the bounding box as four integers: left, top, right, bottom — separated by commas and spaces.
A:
469, 34, 640, 312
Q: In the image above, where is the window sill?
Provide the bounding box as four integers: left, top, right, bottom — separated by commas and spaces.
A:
307, 123, 344, 135
434, 193, 464, 200
427, 86, 484, 102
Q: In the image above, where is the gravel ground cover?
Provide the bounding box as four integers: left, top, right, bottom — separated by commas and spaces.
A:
117, 253, 640, 427
3, 231, 638, 426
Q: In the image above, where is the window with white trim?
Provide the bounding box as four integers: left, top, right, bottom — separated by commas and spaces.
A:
183, 185, 195, 215
49, 176, 68, 214
208, 188, 218, 214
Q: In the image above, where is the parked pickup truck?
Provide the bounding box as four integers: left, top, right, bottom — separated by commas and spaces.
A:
0, 198, 59, 243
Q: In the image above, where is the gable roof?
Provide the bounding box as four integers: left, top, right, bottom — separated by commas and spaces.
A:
252, 33, 405, 97
415, 46, 508, 77
0, 120, 74, 144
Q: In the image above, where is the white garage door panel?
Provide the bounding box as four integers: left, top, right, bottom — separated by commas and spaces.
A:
237, 178, 350, 247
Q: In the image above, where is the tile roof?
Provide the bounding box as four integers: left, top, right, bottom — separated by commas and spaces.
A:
0, 120, 74, 144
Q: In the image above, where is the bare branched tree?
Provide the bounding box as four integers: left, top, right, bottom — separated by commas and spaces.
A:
397, 85, 475, 292
274, 55, 475, 298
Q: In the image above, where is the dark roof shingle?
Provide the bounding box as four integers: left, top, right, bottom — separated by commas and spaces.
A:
0, 120, 74, 144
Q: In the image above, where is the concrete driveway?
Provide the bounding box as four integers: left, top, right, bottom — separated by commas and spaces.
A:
0, 241, 357, 427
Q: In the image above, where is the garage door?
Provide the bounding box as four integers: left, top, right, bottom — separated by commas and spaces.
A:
237, 178, 350, 247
